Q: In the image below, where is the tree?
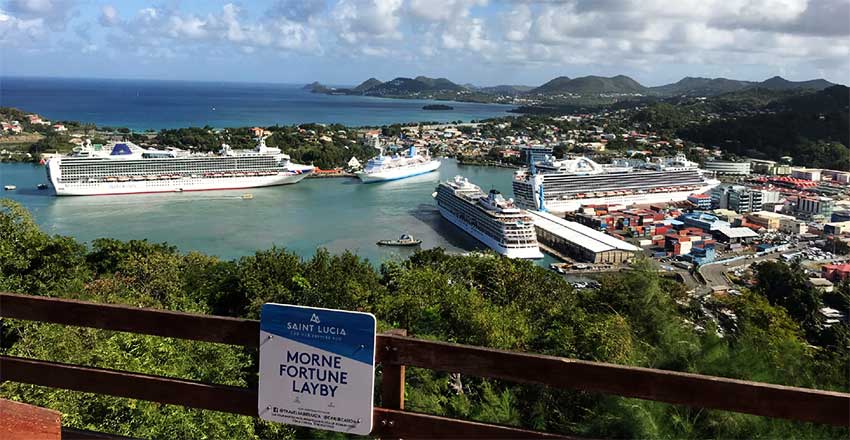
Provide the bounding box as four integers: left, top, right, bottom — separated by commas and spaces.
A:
753, 261, 823, 338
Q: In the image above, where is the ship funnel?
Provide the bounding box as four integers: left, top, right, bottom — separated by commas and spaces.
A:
537, 179, 547, 212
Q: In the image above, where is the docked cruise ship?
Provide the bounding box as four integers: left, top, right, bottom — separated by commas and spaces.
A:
46, 138, 314, 196
513, 154, 720, 212
356, 145, 440, 183
434, 175, 543, 259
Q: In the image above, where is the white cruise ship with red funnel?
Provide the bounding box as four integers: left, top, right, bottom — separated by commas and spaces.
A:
46, 138, 313, 196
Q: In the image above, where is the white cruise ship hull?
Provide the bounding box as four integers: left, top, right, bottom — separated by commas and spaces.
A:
50, 168, 312, 196
537, 184, 719, 213
357, 160, 441, 183
438, 206, 544, 259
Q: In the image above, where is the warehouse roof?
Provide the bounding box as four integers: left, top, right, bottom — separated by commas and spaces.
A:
528, 211, 640, 254
717, 227, 759, 239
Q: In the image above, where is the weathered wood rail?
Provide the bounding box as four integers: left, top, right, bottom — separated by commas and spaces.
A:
1, 292, 848, 439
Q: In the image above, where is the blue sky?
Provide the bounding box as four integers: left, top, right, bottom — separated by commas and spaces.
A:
1, 0, 848, 87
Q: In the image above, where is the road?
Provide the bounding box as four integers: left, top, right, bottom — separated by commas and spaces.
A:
697, 245, 820, 291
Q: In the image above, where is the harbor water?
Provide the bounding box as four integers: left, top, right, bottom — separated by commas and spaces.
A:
0, 159, 558, 268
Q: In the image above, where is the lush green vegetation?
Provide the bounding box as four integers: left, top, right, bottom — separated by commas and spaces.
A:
153, 124, 377, 169
633, 86, 850, 170
0, 200, 847, 438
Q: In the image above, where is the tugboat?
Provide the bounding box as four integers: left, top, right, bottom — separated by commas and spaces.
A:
377, 234, 422, 247
37, 184, 48, 190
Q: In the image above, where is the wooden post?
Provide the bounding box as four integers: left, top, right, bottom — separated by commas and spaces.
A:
380, 329, 407, 410
0, 398, 61, 440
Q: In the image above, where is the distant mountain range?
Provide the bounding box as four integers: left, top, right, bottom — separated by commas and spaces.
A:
650, 76, 837, 96
304, 75, 838, 99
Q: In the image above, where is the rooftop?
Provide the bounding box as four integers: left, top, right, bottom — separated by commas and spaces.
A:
808, 278, 834, 287
528, 210, 640, 254
749, 210, 796, 220
717, 227, 759, 239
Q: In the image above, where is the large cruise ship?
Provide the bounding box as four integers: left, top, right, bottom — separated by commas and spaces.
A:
434, 175, 543, 259
46, 138, 314, 196
356, 145, 440, 183
513, 154, 720, 212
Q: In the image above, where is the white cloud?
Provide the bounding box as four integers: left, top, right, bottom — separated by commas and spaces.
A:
333, 0, 403, 44
441, 17, 492, 53
267, 0, 326, 22
503, 4, 531, 42
0, 8, 45, 42
4, 0, 75, 29
167, 15, 208, 39
101, 3, 321, 57
99, 4, 118, 27
408, 0, 486, 22
490, 0, 849, 82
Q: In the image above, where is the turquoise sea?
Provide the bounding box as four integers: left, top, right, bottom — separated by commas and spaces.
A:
0, 77, 514, 130
0, 160, 556, 267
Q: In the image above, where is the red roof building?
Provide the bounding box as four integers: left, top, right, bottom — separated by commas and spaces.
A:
822, 264, 850, 282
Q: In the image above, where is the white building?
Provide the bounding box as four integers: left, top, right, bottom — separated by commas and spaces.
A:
797, 196, 835, 219
703, 160, 751, 176
791, 168, 822, 181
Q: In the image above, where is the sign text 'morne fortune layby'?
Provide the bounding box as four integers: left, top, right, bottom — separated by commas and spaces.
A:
258, 303, 377, 435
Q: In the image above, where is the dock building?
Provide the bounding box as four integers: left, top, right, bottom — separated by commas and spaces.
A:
527, 210, 639, 264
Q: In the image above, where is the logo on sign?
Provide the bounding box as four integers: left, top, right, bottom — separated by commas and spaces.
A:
287, 315, 347, 337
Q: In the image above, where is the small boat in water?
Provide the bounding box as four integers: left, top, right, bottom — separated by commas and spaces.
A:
4, 185, 16, 191
377, 234, 422, 247
241, 193, 254, 200
37, 184, 48, 190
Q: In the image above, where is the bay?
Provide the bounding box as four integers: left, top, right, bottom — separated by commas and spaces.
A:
0, 160, 556, 267
0, 77, 514, 130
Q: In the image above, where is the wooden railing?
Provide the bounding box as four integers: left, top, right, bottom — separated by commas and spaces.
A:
1, 292, 848, 439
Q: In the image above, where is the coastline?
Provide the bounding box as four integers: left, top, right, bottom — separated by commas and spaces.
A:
456, 159, 520, 169
306, 172, 356, 179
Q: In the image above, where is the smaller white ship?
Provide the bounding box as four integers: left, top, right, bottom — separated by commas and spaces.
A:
356, 145, 440, 183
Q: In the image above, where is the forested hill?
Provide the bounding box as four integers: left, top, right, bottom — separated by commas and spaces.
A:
1, 200, 848, 439
679, 85, 849, 169
649, 76, 836, 96
530, 75, 646, 95
305, 76, 466, 96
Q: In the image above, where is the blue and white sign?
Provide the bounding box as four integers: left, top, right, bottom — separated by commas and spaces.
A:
258, 303, 376, 435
